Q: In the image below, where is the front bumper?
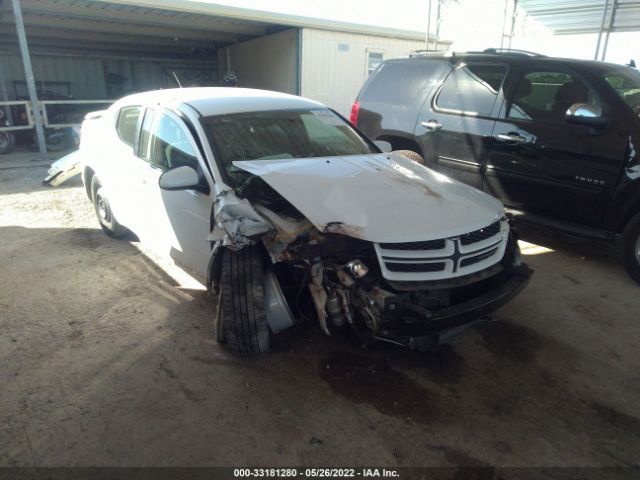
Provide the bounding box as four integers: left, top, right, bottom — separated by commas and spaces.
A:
376, 263, 533, 350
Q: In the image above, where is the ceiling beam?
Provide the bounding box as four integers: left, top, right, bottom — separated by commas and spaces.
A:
0, 23, 227, 49
0, 12, 244, 43
17, 0, 268, 36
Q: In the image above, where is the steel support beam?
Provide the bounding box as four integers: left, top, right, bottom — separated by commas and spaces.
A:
11, 0, 46, 159
601, 0, 618, 61
594, 0, 610, 60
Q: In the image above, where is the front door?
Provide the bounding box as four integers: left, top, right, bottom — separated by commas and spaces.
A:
485, 66, 627, 227
136, 108, 213, 281
415, 63, 507, 189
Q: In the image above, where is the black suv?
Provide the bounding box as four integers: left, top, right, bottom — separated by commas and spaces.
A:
352, 49, 640, 284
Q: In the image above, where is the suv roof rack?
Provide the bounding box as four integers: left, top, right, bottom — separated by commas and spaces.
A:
408, 50, 453, 58
478, 48, 546, 57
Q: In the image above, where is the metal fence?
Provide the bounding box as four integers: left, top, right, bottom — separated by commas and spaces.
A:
0, 100, 113, 131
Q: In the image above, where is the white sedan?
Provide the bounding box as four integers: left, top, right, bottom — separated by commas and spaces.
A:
79, 87, 531, 353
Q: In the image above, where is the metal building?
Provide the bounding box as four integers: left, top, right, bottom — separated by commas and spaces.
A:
0, 0, 437, 142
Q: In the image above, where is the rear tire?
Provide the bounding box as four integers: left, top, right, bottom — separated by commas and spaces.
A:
91, 176, 126, 238
622, 213, 640, 284
393, 149, 424, 164
0, 132, 15, 154
218, 246, 270, 353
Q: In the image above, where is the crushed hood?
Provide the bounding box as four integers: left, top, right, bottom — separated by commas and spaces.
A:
234, 153, 504, 243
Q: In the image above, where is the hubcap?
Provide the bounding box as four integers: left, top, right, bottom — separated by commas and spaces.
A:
96, 193, 109, 222
0, 133, 8, 149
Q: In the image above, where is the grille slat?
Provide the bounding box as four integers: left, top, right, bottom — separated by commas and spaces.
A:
379, 239, 446, 251
460, 221, 501, 246
459, 248, 499, 268
385, 261, 446, 273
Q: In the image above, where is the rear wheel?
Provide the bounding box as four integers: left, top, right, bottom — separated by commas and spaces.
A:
91, 176, 126, 238
217, 246, 270, 353
622, 213, 640, 284
0, 132, 16, 154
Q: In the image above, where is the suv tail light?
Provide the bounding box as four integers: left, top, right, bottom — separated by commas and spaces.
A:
349, 100, 360, 126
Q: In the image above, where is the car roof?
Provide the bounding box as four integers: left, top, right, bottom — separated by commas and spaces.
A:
113, 87, 325, 116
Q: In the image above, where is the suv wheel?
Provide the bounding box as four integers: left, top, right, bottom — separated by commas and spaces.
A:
622, 212, 640, 284
91, 176, 126, 238
217, 246, 270, 353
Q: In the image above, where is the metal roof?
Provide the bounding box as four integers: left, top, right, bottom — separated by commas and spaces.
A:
520, 0, 640, 35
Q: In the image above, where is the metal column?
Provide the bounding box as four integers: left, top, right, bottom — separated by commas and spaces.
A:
594, 0, 610, 60
11, 0, 47, 159
425, 0, 432, 50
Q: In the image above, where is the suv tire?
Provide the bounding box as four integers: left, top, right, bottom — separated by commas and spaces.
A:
622, 213, 640, 284
393, 149, 424, 164
218, 246, 270, 353
91, 176, 126, 238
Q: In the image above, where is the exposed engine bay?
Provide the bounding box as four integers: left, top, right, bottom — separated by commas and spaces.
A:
211, 169, 532, 351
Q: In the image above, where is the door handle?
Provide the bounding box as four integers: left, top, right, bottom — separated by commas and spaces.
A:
421, 120, 442, 131
495, 133, 527, 144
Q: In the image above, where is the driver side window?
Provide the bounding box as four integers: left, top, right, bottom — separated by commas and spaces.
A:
139, 110, 198, 171
508, 70, 601, 123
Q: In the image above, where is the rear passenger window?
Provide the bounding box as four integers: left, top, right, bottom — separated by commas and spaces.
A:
435, 64, 506, 116
508, 71, 601, 123
362, 61, 444, 105
116, 106, 142, 146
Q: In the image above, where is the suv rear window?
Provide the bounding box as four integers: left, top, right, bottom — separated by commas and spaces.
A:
116, 106, 142, 146
435, 64, 506, 116
361, 61, 444, 105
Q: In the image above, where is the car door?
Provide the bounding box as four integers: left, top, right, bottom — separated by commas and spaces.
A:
137, 108, 213, 280
485, 65, 628, 227
106, 105, 146, 229
415, 62, 507, 189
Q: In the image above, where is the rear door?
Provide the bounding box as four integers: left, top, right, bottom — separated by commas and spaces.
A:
415, 62, 507, 189
484, 65, 627, 226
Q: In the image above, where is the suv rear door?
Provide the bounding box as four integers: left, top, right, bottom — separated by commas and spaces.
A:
415, 62, 507, 189
485, 64, 627, 227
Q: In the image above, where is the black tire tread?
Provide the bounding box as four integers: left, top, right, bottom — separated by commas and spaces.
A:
220, 246, 269, 353
622, 212, 640, 284
91, 176, 126, 238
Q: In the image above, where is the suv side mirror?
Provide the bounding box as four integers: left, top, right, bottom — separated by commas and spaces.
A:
565, 103, 609, 128
159, 166, 205, 192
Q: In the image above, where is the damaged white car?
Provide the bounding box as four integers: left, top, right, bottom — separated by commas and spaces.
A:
80, 88, 532, 353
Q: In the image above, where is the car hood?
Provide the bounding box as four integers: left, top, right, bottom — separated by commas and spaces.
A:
233, 153, 504, 243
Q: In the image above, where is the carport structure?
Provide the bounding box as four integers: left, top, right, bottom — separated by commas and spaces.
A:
520, 0, 640, 60
0, 0, 427, 159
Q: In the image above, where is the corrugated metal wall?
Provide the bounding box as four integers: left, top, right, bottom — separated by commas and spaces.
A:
300, 28, 425, 116
0, 52, 217, 100
221, 29, 298, 95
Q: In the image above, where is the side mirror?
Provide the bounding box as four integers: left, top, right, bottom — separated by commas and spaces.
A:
374, 140, 392, 153
565, 103, 609, 128
159, 166, 203, 191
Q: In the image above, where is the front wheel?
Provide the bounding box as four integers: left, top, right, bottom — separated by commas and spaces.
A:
216, 246, 270, 353
622, 213, 640, 284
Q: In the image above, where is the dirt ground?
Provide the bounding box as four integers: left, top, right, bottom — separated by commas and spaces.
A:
1, 153, 639, 472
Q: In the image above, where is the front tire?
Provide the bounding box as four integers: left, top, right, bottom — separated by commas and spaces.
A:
622, 213, 640, 284
91, 176, 126, 238
218, 246, 270, 353
0, 132, 15, 154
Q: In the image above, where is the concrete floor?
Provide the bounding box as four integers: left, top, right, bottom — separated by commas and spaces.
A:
1, 153, 639, 469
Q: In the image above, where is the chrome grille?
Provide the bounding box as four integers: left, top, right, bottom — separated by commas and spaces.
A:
375, 219, 508, 282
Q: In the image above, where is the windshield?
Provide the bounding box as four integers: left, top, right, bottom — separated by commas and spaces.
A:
604, 68, 640, 116
201, 108, 378, 186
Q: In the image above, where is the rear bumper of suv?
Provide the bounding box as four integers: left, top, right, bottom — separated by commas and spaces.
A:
375, 263, 533, 351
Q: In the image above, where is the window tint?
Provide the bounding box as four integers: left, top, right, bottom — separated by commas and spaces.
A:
116, 106, 142, 146
435, 64, 506, 115
508, 70, 601, 123
361, 61, 444, 105
201, 109, 377, 187
140, 112, 198, 171
604, 68, 640, 116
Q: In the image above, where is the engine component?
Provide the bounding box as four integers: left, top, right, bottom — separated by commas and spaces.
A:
345, 259, 369, 278
326, 290, 345, 327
